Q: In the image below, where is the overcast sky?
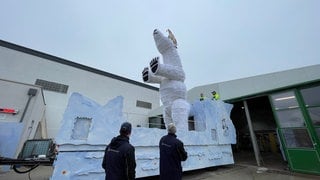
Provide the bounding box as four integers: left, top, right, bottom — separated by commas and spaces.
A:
1, 0, 319, 90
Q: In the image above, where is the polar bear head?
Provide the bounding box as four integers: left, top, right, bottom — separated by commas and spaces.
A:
153, 29, 176, 54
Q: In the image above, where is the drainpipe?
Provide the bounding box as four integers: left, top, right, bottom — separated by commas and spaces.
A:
20, 88, 37, 123
243, 100, 262, 166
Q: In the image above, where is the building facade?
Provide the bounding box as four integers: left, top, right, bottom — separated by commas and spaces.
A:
0, 40, 160, 138
186, 64, 320, 175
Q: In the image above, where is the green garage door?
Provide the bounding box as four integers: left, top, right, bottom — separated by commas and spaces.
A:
270, 85, 320, 175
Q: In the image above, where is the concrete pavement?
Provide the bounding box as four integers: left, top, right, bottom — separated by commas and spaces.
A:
180, 165, 319, 180
1, 164, 319, 180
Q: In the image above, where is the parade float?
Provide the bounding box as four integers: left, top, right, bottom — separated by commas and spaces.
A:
51, 29, 236, 179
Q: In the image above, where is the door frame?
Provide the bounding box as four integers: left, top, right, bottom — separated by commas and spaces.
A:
269, 84, 320, 175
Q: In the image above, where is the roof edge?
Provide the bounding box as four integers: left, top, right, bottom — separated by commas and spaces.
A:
0, 39, 159, 91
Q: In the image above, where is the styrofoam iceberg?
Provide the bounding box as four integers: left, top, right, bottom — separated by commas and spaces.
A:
51, 92, 236, 179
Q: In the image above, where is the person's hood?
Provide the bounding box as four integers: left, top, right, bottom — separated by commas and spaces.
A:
168, 133, 177, 138
108, 135, 129, 149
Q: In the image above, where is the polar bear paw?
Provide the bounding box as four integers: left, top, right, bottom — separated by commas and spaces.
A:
150, 57, 159, 73
142, 67, 149, 82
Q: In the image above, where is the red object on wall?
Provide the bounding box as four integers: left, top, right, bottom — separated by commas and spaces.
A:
0, 108, 18, 114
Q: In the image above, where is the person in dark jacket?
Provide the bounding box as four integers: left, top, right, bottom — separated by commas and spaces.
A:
102, 122, 136, 180
159, 123, 188, 180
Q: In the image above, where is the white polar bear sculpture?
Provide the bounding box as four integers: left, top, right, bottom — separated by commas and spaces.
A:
142, 29, 190, 131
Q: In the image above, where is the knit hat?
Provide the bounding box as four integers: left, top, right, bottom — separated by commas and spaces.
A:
120, 122, 132, 135
167, 123, 176, 134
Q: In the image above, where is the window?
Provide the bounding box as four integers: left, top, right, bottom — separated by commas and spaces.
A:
271, 91, 304, 128
211, 129, 217, 141
282, 128, 313, 148
71, 117, 92, 140
301, 86, 320, 107
136, 100, 152, 109
301, 85, 320, 126
272, 91, 299, 110
275, 109, 305, 128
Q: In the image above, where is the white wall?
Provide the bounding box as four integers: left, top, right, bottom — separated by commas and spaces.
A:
0, 79, 45, 157
187, 64, 320, 102
0, 44, 160, 138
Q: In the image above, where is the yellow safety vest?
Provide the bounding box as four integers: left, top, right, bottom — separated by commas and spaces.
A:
212, 93, 220, 100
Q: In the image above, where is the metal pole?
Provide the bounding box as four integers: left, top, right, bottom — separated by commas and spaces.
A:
20, 95, 32, 123
243, 100, 262, 166
20, 88, 37, 123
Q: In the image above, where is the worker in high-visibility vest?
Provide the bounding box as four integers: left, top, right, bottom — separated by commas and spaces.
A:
211, 91, 220, 100
200, 93, 206, 101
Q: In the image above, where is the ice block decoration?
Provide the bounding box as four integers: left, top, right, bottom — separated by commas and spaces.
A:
51, 93, 236, 179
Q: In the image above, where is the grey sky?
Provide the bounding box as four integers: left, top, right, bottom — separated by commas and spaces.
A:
1, 0, 319, 90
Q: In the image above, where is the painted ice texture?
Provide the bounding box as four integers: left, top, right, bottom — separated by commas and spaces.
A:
51, 92, 236, 179
0, 122, 24, 171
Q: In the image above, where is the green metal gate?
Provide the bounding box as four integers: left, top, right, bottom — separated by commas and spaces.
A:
270, 84, 320, 175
